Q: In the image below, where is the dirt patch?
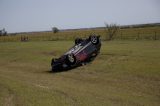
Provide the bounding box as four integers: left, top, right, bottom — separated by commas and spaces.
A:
41, 51, 57, 56
4, 94, 14, 106
35, 84, 49, 89
1, 85, 15, 106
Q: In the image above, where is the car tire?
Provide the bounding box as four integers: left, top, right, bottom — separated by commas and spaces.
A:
89, 36, 99, 45
75, 38, 83, 45
66, 54, 76, 65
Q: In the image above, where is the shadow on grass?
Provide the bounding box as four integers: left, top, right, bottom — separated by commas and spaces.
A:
45, 65, 81, 74
45, 57, 95, 74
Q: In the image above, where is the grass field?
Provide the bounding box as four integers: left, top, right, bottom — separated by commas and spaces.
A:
0, 40, 160, 106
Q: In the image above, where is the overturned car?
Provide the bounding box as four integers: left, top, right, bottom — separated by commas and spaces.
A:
51, 35, 101, 71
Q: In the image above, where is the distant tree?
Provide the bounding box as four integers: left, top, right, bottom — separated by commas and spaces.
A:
52, 27, 59, 33
0, 28, 7, 36
0, 30, 2, 36
3, 31, 7, 36
104, 23, 119, 40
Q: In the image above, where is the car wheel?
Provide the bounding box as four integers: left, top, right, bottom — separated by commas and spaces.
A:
89, 36, 99, 44
66, 54, 76, 65
75, 38, 83, 45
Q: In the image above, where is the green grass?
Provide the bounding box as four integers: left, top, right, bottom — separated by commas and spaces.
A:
0, 26, 160, 42
0, 40, 160, 106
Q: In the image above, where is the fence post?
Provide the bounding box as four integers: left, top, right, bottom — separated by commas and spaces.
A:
154, 32, 157, 40
137, 32, 140, 40
121, 32, 122, 39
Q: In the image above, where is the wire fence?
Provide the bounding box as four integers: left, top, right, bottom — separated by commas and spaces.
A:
114, 31, 159, 40
0, 29, 160, 42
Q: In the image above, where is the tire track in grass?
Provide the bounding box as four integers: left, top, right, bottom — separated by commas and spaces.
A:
34, 83, 79, 106
0, 83, 16, 106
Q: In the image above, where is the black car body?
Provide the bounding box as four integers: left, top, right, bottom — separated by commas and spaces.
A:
51, 35, 101, 71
